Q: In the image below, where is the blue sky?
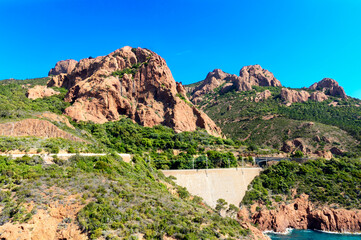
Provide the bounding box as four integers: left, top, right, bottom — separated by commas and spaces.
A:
1, 0, 361, 98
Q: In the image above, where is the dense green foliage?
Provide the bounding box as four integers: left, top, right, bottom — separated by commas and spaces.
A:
0, 78, 70, 120
195, 85, 361, 155
0, 136, 103, 153
0, 155, 249, 239
243, 158, 361, 209
74, 118, 243, 170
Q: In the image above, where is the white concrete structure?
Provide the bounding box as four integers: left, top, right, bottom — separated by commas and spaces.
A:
162, 168, 261, 208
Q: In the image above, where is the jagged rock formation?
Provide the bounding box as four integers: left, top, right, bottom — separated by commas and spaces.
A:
240, 194, 361, 234
309, 78, 347, 99
26, 85, 60, 100
239, 65, 281, 88
189, 65, 282, 103
47, 46, 222, 137
0, 119, 83, 142
48, 59, 78, 76
280, 88, 329, 105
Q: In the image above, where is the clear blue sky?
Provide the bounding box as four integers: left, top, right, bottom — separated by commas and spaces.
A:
1, 0, 361, 98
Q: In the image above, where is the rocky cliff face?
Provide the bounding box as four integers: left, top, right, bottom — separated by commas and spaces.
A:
48, 59, 78, 76
240, 194, 361, 234
309, 78, 347, 99
0, 119, 83, 142
188, 65, 281, 103
47, 46, 222, 137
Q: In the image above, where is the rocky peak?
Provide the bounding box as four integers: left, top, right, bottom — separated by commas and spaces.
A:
188, 65, 281, 103
48, 59, 78, 76
47, 46, 222, 137
309, 78, 347, 99
239, 64, 282, 87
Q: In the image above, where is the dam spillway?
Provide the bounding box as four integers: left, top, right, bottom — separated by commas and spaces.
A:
161, 167, 261, 208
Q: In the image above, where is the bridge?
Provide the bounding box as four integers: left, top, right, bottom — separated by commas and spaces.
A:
255, 157, 310, 167
162, 167, 261, 208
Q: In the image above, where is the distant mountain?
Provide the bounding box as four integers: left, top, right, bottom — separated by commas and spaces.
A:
185, 65, 360, 158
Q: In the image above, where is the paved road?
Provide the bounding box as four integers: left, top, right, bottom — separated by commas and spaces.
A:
0, 153, 132, 163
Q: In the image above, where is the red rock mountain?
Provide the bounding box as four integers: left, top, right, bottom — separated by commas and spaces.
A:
309, 78, 347, 99
47, 46, 222, 137
187, 66, 347, 105
188, 65, 282, 103
48, 59, 78, 76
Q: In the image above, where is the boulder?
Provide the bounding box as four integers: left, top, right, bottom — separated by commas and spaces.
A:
280, 88, 310, 104
26, 85, 60, 100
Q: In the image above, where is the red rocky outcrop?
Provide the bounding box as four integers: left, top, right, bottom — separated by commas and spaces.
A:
241, 194, 361, 234
281, 88, 329, 105
309, 78, 347, 99
189, 65, 281, 103
280, 89, 310, 104
47, 46, 222, 137
26, 85, 60, 100
48, 59, 78, 76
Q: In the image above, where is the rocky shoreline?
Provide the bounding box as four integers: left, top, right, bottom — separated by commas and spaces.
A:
239, 194, 361, 235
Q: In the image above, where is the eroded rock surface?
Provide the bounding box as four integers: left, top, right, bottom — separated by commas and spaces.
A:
0, 119, 82, 142
241, 194, 361, 233
281, 88, 329, 105
280, 89, 310, 104
47, 46, 222, 136
48, 59, 78, 76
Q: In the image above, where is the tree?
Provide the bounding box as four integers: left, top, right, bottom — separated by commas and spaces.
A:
215, 198, 228, 214
226, 204, 239, 218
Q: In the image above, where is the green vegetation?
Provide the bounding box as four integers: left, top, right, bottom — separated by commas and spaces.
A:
194, 86, 361, 155
242, 158, 361, 209
0, 136, 104, 153
0, 77, 70, 120
74, 118, 242, 170
0, 154, 249, 239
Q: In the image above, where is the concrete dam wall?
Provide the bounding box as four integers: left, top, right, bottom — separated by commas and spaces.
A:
162, 168, 261, 208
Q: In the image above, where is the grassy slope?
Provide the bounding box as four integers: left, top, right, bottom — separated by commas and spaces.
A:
190, 85, 361, 155
0, 154, 250, 239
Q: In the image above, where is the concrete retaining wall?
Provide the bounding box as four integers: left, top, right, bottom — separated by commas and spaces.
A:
162, 168, 261, 208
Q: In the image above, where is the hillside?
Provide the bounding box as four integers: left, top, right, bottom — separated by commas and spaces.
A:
241, 158, 361, 233
185, 66, 361, 158
0, 154, 253, 239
